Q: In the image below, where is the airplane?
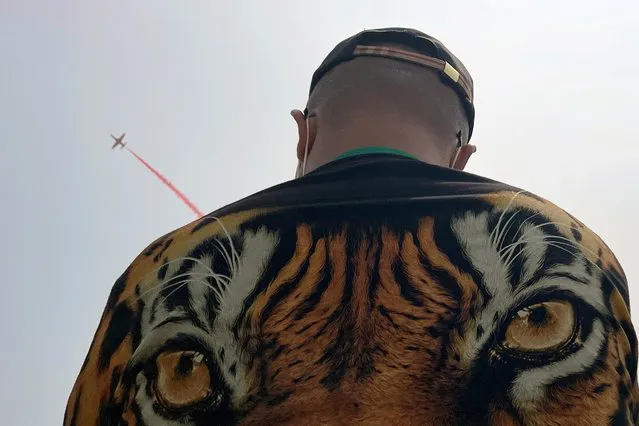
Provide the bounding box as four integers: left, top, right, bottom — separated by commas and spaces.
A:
110, 133, 127, 150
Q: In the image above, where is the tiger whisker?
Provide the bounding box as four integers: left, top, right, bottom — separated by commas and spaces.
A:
498, 218, 581, 264
505, 211, 542, 249
495, 209, 521, 251
136, 271, 230, 302
489, 190, 527, 247
211, 216, 241, 277
499, 219, 558, 266
209, 236, 236, 282
504, 236, 579, 272
495, 217, 617, 286
138, 255, 229, 292
138, 256, 220, 288
147, 278, 201, 302
503, 234, 625, 292
499, 219, 605, 266
501, 212, 546, 266
539, 236, 626, 290
542, 234, 610, 264
159, 276, 226, 307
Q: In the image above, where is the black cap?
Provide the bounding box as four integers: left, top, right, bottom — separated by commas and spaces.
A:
309, 27, 475, 141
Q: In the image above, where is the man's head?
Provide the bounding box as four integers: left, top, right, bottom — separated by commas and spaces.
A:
293, 28, 477, 176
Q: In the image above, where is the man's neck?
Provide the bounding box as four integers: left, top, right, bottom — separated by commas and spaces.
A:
303, 127, 450, 173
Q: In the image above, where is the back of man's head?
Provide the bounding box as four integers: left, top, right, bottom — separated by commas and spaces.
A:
307, 50, 469, 151
293, 28, 476, 175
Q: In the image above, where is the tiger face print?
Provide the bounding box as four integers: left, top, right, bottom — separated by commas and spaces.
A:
65, 191, 638, 425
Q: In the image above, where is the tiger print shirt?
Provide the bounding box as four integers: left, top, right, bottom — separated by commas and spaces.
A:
66, 154, 638, 425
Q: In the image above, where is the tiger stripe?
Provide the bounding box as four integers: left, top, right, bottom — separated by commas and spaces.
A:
65, 191, 638, 425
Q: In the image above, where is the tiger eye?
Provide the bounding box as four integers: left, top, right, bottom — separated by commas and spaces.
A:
503, 300, 575, 353
155, 350, 212, 409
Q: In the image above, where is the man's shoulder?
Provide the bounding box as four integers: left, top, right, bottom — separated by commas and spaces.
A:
206, 155, 519, 216
132, 164, 628, 303
140, 156, 612, 256
132, 155, 629, 304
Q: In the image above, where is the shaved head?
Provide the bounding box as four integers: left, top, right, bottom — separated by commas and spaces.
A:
306, 53, 470, 152
293, 34, 477, 175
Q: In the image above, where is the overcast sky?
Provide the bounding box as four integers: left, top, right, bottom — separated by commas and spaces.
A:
1, 1, 638, 424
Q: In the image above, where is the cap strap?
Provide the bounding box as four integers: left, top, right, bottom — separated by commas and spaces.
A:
353, 45, 473, 104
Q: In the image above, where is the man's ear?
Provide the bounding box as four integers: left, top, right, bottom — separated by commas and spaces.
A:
291, 109, 308, 161
451, 144, 476, 170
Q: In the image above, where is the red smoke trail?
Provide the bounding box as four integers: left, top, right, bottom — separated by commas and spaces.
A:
126, 147, 204, 218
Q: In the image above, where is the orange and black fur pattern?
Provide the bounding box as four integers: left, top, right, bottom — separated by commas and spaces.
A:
65, 190, 638, 425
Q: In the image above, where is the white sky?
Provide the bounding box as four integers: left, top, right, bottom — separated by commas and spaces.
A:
1, 1, 637, 424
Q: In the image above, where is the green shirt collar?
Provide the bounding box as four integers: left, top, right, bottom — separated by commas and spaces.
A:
335, 147, 417, 161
